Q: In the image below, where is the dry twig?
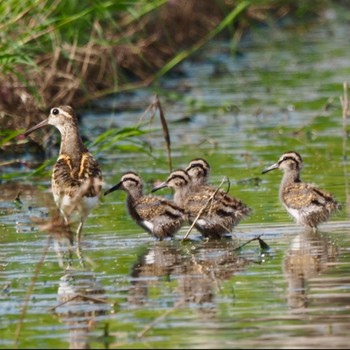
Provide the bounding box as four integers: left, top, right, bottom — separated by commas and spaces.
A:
14, 237, 51, 347
340, 82, 349, 216
49, 293, 110, 312
182, 176, 227, 241
137, 299, 185, 338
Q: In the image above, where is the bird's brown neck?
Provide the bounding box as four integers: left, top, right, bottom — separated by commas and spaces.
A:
281, 169, 301, 187
59, 125, 87, 159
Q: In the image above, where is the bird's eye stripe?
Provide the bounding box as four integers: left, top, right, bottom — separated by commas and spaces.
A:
280, 156, 299, 164
122, 177, 139, 184
191, 163, 204, 169
169, 174, 188, 183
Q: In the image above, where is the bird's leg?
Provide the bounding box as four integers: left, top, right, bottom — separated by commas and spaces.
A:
76, 221, 86, 268
76, 245, 86, 268
76, 221, 83, 245
51, 236, 65, 269
66, 243, 74, 269
60, 213, 74, 268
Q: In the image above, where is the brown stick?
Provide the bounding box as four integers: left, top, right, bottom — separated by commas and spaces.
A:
182, 177, 227, 240
14, 237, 51, 347
49, 293, 110, 312
340, 82, 349, 216
137, 300, 185, 338
155, 95, 172, 173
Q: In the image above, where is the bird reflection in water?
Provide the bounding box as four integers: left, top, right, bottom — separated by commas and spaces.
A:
283, 230, 338, 309
34, 207, 92, 268
50, 269, 112, 349
129, 239, 256, 316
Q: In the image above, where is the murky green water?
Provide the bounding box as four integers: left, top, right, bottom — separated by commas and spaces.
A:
1, 13, 350, 349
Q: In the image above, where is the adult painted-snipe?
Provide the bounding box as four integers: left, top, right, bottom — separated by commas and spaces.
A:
104, 172, 186, 240
262, 151, 341, 230
24, 106, 103, 244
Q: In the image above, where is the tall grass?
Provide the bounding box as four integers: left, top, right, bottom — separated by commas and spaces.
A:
0, 0, 167, 70
1, 0, 331, 123
0, 0, 168, 109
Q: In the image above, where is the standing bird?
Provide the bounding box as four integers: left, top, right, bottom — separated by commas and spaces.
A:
262, 151, 340, 230
104, 172, 186, 240
23, 106, 103, 244
185, 158, 252, 238
152, 169, 251, 239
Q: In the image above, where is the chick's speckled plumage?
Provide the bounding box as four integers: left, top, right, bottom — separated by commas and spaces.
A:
104, 172, 186, 240
262, 151, 340, 229
152, 168, 251, 239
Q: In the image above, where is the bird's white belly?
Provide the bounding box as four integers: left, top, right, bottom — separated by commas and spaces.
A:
195, 219, 208, 228
80, 196, 99, 214
284, 205, 302, 223
54, 193, 99, 221
141, 220, 154, 233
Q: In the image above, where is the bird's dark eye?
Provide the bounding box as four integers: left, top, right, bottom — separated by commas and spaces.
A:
52, 108, 59, 115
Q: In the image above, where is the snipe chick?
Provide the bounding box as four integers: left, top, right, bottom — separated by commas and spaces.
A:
185, 158, 251, 223
262, 151, 340, 230
152, 169, 251, 239
186, 158, 251, 236
24, 106, 103, 243
185, 158, 211, 188
104, 172, 186, 240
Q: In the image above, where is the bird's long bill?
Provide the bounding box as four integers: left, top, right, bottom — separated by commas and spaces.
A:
261, 162, 279, 174
151, 181, 168, 193
104, 182, 122, 196
23, 118, 49, 137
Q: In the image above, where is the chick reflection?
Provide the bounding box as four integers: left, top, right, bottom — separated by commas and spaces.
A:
283, 230, 338, 309
129, 242, 181, 306
52, 269, 111, 349
129, 240, 250, 315
179, 241, 249, 312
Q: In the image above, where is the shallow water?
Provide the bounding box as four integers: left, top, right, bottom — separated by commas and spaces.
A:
1, 12, 350, 349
